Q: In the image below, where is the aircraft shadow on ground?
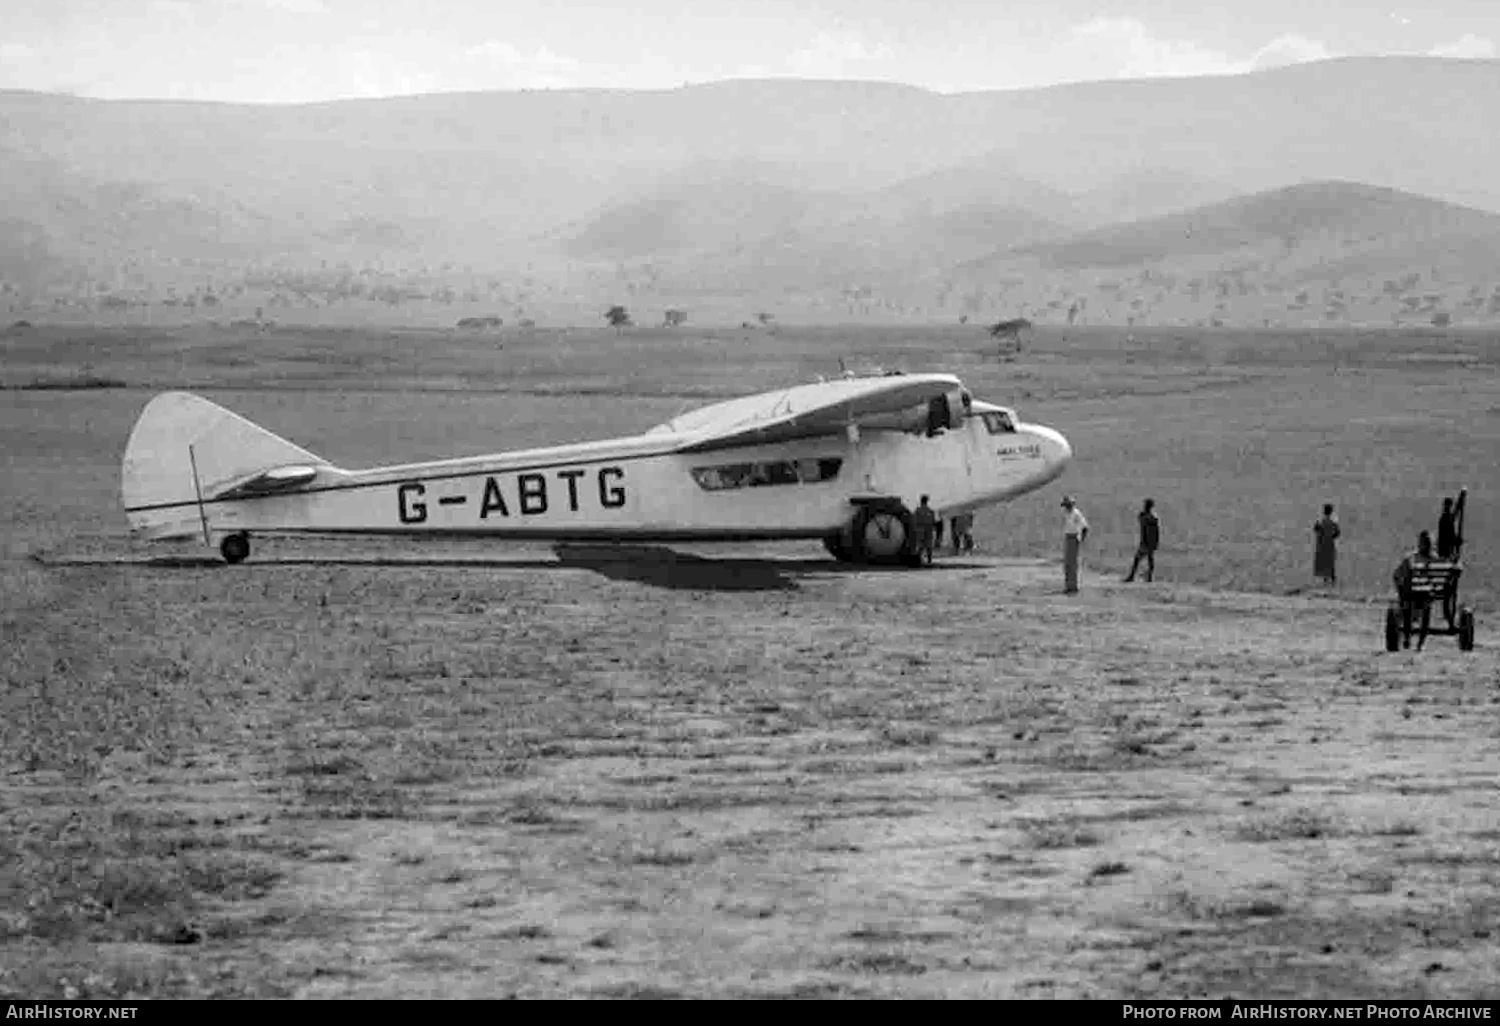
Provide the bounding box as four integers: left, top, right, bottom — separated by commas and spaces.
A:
134, 555, 559, 571
39, 547, 991, 592
550, 544, 800, 592
548, 545, 992, 589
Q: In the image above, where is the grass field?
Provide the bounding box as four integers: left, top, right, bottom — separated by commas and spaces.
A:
2, 322, 1498, 998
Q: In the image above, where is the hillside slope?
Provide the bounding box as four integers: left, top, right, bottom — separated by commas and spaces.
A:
1019, 181, 1500, 270
4, 56, 1500, 321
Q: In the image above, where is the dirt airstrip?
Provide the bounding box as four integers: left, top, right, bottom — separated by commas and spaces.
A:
5, 540, 1498, 999
3, 323, 1498, 998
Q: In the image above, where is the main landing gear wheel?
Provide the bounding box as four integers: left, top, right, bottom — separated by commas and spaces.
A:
220, 532, 250, 565
851, 504, 917, 566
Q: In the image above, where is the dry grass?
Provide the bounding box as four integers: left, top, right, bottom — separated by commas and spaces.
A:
2, 323, 1499, 998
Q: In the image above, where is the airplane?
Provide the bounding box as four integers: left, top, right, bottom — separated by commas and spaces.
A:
120, 371, 1072, 567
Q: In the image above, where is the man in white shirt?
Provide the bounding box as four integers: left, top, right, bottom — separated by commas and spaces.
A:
1061, 495, 1089, 594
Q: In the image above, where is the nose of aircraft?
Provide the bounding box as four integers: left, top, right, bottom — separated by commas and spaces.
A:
1031, 424, 1072, 471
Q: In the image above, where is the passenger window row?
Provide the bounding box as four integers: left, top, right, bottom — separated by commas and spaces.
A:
691, 457, 844, 491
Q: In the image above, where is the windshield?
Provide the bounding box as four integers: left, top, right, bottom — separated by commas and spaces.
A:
982, 411, 1017, 434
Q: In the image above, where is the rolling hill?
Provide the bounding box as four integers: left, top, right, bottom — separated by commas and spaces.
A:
553, 162, 841, 262
1016, 181, 1500, 272
3, 55, 1500, 323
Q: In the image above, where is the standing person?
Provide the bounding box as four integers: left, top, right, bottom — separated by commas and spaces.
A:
1437, 497, 1458, 559
953, 511, 975, 553
1060, 495, 1089, 594
1123, 498, 1160, 583
1393, 530, 1436, 650
1313, 503, 1340, 586
912, 495, 938, 566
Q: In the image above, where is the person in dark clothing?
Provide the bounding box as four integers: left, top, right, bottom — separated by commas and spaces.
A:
1123, 498, 1160, 583
912, 495, 938, 566
1313, 503, 1340, 585
1437, 497, 1458, 559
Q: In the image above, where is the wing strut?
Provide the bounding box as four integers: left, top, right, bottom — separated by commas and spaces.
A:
188, 443, 211, 545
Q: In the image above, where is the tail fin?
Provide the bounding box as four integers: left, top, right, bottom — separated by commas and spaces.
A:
121, 392, 328, 540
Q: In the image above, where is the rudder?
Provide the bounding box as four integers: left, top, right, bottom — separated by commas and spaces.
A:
121, 392, 327, 540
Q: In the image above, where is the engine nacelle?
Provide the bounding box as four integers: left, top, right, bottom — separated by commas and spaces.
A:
926, 388, 970, 434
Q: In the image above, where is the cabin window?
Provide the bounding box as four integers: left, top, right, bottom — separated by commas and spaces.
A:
796, 457, 843, 483
750, 461, 800, 487
982, 411, 1017, 434
691, 457, 843, 491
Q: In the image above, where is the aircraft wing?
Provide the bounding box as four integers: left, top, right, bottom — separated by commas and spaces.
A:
662, 373, 965, 454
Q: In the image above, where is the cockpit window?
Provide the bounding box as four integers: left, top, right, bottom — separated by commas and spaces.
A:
982, 411, 1017, 434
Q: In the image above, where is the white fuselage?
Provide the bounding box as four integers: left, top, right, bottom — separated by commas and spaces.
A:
157, 411, 1070, 543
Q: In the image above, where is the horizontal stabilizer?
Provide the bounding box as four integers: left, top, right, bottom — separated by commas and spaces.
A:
211, 464, 321, 500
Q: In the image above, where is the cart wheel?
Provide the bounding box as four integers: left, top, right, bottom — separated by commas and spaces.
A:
1458, 607, 1475, 652
1384, 605, 1400, 653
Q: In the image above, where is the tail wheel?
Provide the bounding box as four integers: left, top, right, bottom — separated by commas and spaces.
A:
220, 532, 250, 565
1384, 605, 1400, 653
1459, 608, 1475, 652
851, 504, 915, 566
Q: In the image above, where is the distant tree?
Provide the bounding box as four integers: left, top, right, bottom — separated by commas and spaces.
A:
989, 317, 1032, 341
457, 316, 503, 330
605, 305, 632, 332
1432, 311, 1452, 327
663, 309, 688, 328
756, 312, 775, 326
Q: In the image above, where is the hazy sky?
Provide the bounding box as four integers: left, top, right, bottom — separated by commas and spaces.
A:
1, 0, 1497, 103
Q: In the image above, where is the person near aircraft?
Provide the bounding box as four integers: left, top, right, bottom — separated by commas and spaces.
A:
1061, 495, 1089, 593
1437, 497, 1459, 559
1123, 498, 1160, 583
913, 495, 939, 565
1393, 530, 1437, 650
951, 511, 975, 553
1313, 503, 1340, 586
